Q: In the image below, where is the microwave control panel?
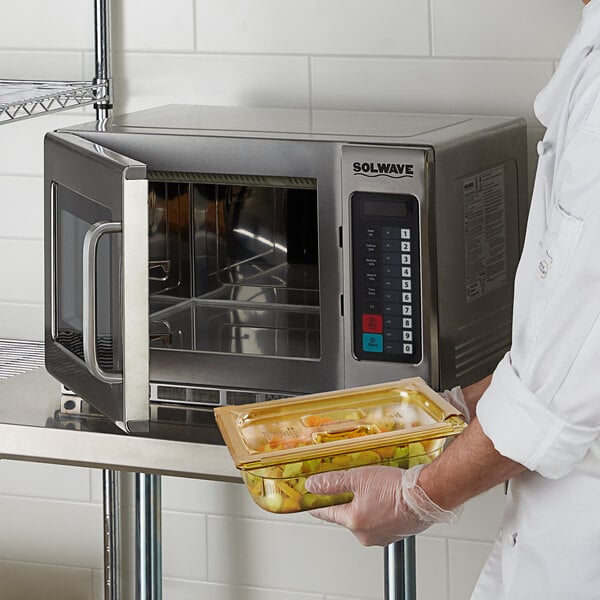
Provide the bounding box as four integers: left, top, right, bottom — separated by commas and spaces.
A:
351, 192, 422, 364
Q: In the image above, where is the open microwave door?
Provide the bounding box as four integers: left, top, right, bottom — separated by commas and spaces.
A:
44, 132, 149, 432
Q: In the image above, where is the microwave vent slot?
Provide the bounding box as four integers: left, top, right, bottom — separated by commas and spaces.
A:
147, 170, 316, 190
226, 390, 292, 405
227, 390, 260, 405
156, 385, 221, 405
454, 319, 512, 378
263, 393, 292, 402
151, 384, 293, 407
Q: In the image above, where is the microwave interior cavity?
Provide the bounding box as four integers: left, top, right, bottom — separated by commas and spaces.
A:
146, 171, 321, 361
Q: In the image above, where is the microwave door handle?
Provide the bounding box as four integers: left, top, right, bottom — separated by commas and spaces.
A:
82, 221, 123, 384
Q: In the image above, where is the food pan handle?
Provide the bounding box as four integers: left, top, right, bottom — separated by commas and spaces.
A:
83, 220, 123, 384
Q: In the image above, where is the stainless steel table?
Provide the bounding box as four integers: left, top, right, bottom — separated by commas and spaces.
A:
0, 367, 239, 480
0, 367, 416, 600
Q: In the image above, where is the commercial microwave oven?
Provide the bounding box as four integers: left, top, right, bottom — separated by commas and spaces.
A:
43, 105, 528, 432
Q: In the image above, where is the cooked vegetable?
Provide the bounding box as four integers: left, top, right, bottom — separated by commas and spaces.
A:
238, 393, 446, 513
244, 440, 441, 513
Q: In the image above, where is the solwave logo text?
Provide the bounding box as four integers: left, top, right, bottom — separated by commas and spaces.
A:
353, 161, 414, 178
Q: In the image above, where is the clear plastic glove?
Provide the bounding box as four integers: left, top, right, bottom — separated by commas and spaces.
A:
305, 464, 461, 546
442, 386, 470, 423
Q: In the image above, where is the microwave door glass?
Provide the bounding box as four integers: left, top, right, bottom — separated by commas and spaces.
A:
55, 184, 122, 373
147, 173, 321, 361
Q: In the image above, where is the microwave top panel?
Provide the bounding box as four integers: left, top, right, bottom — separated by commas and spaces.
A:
61, 104, 523, 147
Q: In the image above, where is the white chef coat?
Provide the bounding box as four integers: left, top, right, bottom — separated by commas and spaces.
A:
472, 1, 600, 598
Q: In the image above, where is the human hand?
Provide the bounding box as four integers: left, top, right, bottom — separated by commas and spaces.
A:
304, 464, 461, 546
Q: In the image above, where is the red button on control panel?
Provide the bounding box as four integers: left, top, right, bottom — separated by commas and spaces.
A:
362, 314, 383, 333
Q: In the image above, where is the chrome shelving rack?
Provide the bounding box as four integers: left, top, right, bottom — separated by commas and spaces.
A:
0, 3, 133, 600
0, 0, 112, 125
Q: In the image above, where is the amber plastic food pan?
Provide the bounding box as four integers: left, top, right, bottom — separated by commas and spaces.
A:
215, 377, 466, 513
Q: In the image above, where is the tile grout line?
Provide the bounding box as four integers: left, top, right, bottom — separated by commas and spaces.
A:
429, 0, 435, 57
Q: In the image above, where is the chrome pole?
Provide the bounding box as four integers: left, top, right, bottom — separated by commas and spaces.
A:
135, 473, 163, 600
103, 470, 121, 600
384, 538, 417, 600
96, 1, 116, 590
93, 0, 113, 119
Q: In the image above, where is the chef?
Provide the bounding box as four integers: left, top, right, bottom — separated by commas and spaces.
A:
305, 0, 600, 597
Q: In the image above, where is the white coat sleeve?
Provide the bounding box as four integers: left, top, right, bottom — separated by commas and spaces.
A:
476, 125, 600, 480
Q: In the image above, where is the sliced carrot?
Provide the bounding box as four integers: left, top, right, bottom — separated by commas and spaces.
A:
304, 415, 333, 427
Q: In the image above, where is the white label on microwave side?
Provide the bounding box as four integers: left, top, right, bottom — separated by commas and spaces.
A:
463, 165, 507, 303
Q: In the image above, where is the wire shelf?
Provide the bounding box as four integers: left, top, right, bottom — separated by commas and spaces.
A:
0, 339, 45, 380
0, 80, 108, 124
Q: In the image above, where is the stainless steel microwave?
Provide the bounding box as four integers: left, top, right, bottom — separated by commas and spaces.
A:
43, 105, 528, 432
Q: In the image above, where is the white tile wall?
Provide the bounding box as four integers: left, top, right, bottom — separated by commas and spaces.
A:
0, 239, 44, 304
311, 57, 553, 122
0, 52, 84, 80
162, 511, 208, 581
0, 560, 94, 600
160, 579, 324, 600
415, 537, 448, 600
118, 0, 196, 52
0, 1, 93, 51
431, 0, 581, 59
448, 540, 496, 600
193, 0, 431, 56
0, 176, 44, 240
114, 53, 311, 113
0, 461, 91, 502
0, 495, 102, 568
206, 514, 383, 598
0, 0, 586, 598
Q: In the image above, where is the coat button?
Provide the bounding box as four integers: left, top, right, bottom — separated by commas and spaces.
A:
537, 141, 550, 156
584, 45, 594, 57
510, 532, 518, 547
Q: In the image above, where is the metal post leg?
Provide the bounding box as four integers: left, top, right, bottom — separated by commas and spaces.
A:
135, 473, 163, 600
93, 0, 113, 119
103, 469, 121, 600
384, 537, 416, 600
